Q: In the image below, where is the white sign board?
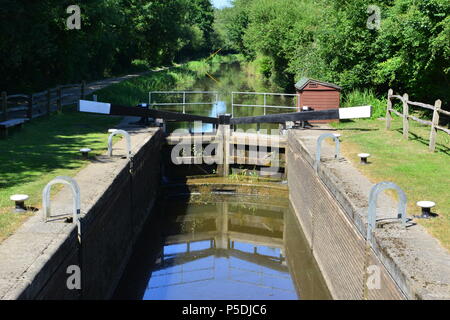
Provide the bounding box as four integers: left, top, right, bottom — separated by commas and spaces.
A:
339, 106, 372, 120
79, 100, 111, 115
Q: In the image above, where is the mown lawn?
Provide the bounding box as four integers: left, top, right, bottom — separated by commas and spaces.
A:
331, 117, 450, 251
0, 105, 121, 242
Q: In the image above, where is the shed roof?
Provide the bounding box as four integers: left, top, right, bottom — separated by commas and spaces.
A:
295, 77, 342, 91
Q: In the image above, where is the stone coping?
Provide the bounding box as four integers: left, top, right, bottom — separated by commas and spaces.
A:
288, 125, 450, 300
0, 124, 160, 300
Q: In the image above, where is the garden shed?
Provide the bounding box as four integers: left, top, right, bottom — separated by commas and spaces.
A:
295, 78, 342, 123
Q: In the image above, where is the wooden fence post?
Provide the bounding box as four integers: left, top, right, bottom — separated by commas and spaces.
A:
81, 81, 85, 99
57, 87, 62, 114
386, 89, 393, 130
1, 91, 7, 121
27, 94, 33, 119
223, 124, 230, 176
46, 89, 51, 115
429, 100, 442, 152
402, 93, 409, 139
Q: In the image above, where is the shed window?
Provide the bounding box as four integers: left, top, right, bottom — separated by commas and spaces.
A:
309, 83, 318, 88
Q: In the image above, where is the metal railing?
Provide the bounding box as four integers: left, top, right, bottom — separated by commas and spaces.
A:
314, 133, 340, 172
108, 129, 132, 160
42, 176, 82, 242
367, 182, 407, 243
149, 91, 219, 114
231, 92, 298, 118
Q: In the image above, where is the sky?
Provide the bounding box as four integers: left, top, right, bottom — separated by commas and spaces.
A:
212, 0, 232, 9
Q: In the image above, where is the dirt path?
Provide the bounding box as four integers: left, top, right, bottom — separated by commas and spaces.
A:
61, 67, 169, 106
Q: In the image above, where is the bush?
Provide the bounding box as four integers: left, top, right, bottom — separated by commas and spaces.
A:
342, 89, 386, 120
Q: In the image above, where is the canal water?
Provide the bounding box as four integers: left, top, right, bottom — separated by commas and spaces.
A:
113, 193, 331, 300
155, 59, 298, 133
113, 59, 330, 300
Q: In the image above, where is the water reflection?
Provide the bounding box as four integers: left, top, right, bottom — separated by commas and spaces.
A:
163, 61, 297, 133
146, 201, 294, 300
114, 197, 331, 300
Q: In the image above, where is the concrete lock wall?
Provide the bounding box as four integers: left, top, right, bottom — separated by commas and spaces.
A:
287, 131, 405, 300
6, 128, 164, 300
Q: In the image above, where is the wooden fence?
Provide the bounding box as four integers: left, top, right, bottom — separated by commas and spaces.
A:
386, 89, 449, 152
0, 81, 86, 122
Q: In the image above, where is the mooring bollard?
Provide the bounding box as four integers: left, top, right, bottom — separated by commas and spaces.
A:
416, 201, 436, 219
108, 129, 132, 159
80, 148, 91, 159
10, 194, 29, 213
42, 176, 81, 242
42, 176, 80, 223
358, 153, 371, 164
367, 182, 407, 243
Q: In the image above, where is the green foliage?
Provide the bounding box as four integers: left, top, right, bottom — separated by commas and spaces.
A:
216, 0, 449, 108
331, 118, 450, 250
0, 105, 120, 241
0, 0, 216, 92
342, 90, 386, 119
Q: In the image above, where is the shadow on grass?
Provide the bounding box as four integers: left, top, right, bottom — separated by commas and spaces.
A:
0, 106, 120, 190
394, 128, 450, 156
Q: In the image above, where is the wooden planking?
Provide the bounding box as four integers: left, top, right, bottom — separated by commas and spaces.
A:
387, 90, 448, 152
166, 134, 218, 145
438, 108, 450, 117
1, 81, 85, 124
231, 132, 287, 148
230, 156, 285, 168
407, 100, 435, 111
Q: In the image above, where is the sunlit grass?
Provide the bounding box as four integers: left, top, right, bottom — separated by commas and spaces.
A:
331, 117, 450, 251
0, 105, 120, 242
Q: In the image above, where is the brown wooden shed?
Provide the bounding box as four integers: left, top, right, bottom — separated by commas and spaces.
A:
295, 78, 342, 123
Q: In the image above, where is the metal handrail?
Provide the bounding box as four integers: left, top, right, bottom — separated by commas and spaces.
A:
231, 92, 298, 117
42, 176, 81, 223
314, 133, 340, 171
108, 129, 132, 159
150, 91, 219, 94
149, 91, 219, 114
232, 91, 297, 96
367, 182, 407, 243
232, 104, 297, 109
150, 102, 219, 106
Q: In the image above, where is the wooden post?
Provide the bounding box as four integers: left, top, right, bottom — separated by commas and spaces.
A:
386, 89, 393, 130
429, 100, 442, 152
1, 91, 7, 121
223, 124, 230, 176
57, 87, 62, 114
81, 81, 85, 99
216, 114, 232, 177
27, 94, 33, 119
46, 89, 51, 115
217, 118, 231, 177
402, 93, 409, 139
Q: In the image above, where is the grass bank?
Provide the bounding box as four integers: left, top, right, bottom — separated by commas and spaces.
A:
0, 106, 121, 242
97, 54, 242, 106
0, 55, 240, 243
331, 117, 450, 250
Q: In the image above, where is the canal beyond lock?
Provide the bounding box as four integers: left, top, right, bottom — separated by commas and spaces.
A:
113, 60, 331, 300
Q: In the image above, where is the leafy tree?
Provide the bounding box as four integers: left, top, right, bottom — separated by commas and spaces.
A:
217, 0, 449, 107
0, 0, 217, 92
